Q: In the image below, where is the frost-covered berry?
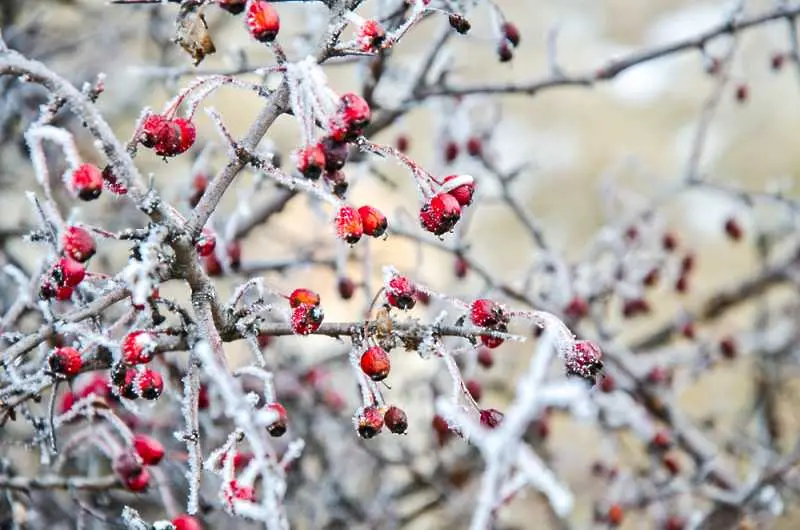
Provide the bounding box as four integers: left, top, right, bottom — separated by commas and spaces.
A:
218, 0, 246, 14
330, 93, 371, 142
358, 205, 387, 237
173, 118, 197, 155
360, 346, 390, 381
290, 304, 324, 335
140, 114, 195, 157
296, 144, 326, 179
335, 205, 363, 244
246, 0, 280, 42
356, 19, 386, 52
122, 330, 158, 365
470, 299, 509, 329
288, 288, 320, 308
133, 434, 165, 465
384, 405, 408, 434
565, 340, 603, 384
479, 408, 504, 429
441, 174, 475, 207
230, 480, 256, 502
172, 514, 203, 530
420, 192, 461, 235
195, 228, 217, 257
386, 274, 415, 310
53, 257, 86, 288
70, 163, 103, 201
62, 226, 96, 263
138, 368, 164, 400
49, 347, 82, 377
356, 405, 384, 439
102, 165, 128, 195
266, 402, 288, 437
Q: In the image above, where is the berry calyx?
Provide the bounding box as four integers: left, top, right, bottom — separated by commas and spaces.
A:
335, 205, 363, 244
355, 406, 384, 439
386, 274, 416, 310
360, 346, 391, 381
62, 226, 96, 263
384, 405, 408, 434
419, 193, 461, 235
266, 402, 288, 437
441, 174, 475, 207
290, 304, 324, 335
122, 330, 158, 365
133, 434, 165, 465
288, 288, 320, 308
357, 205, 387, 237
70, 163, 103, 201
49, 347, 82, 377
296, 144, 326, 180
246, 0, 280, 42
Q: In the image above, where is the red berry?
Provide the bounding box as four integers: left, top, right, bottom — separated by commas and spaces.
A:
479, 408, 504, 429
465, 379, 482, 402
662, 232, 678, 251
622, 298, 650, 319
384, 405, 408, 434
233, 451, 253, 471
320, 137, 349, 171
360, 346, 391, 381
420, 192, 462, 235
664, 516, 685, 530
122, 330, 158, 365
189, 173, 207, 207
607, 503, 624, 526
54, 257, 86, 288
70, 163, 103, 201
227, 240, 242, 271
469, 299, 508, 328
501, 21, 520, 47
198, 385, 210, 410
662, 453, 680, 476
599, 374, 616, 392
356, 19, 386, 52
290, 304, 324, 335
288, 288, 320, 308
466, 137, 482, 157
138, 368, 164, 400
59, 390, 76, 413
643, 268, 660, 287
719, 336, 737, 359
724, 217, 743, 241
230, 480, 256, 502
173, 118, 196, 155
386, 274, 416, 310
650, 429, 672, 451
735, 83, 749, 103
172, 514, 204, 530
49, 347, 82, 377
564, 296, 589, 319
296, 144, 326, 180
432, 415, 452, 445
441, 174, 475, 206
266, 402, 288, 437
337, 277, 355, 300
141, 114, 195, 157
476, 347, 494, 369
395, 135, 409, 152
333, 93, 371, 141
246, 0, 280, 42
771, 53, 785, 71
675, 275, 689, 293
356, 406, 384, 439
218, 0, 245, 14
140, 114, 167, 148
102, 165, 128, 195
335, 205, 364, 244
358, 205, 388, 237
497, 41, 513, 62
454, 256, 468, 278
194, 228, 217, 257
565, 340, 604, 383
647, 366, 670, 385
203, 253, 222, 277
680, 321, 696, 340
62, 226, 96, 263
124, 468, 151, 492
133, 434, 165, 465
444, 141, 459, 163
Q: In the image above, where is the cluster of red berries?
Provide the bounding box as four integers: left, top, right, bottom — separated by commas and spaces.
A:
113, 433, 165, 492
288, 288, 324, 335
469, 298, 511, 348
296, 92, 371, 198
419, 174, 475, 236
139, 113, 196, 158
203, 239, 242, 276
443, 137, 484, 164
40, 225, 97, 301
355, 404, 408, 438
497, 21, 521, 62
111, 330, 164, 400
334, 204, 388, 244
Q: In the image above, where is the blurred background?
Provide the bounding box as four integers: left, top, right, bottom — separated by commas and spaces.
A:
2, 0, 800, 528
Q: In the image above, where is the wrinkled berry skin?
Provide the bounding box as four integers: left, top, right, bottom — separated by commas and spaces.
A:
70, 163, 103, 201
62, 226, 96, 263
386, 275, 416, 310
266, 402, 288, 437
49, 347, 82, 377
360, 346, 391, 381
246, 0, 280, 42
291, 304, 324, 335
356, 406, 384, 439
384, 405, 408, 434
420, 193, 461, 235
358, 205, 388, 237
